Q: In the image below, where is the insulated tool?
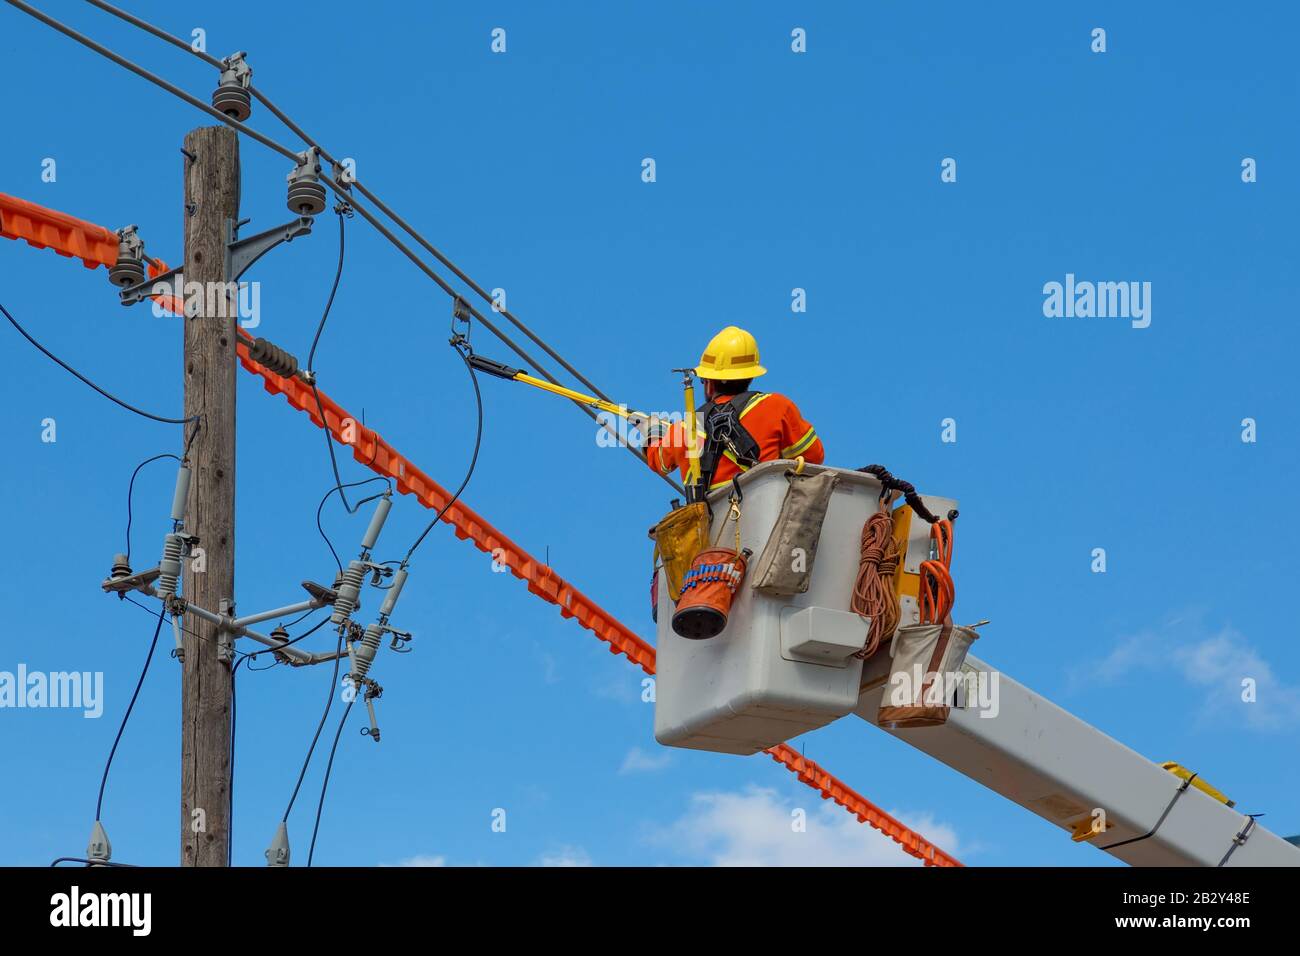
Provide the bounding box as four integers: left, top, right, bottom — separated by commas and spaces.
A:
467, 354, 656, 430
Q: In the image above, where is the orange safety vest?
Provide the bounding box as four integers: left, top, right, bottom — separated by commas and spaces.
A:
645, 392, 824, 490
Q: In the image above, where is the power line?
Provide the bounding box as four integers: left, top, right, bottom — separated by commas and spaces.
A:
229, 605, 322, 866
280, 630, 346, 823
16, 0, 681, 493
315, 476, 391, 573
260, 615, 331, 657
3, 0, 298, 160
228, 655, 244, 867
307, 696, 354, 867
83, 0, 225, 69
1, 300, 197, 426
402, 342, 484, 564
79, 0, 621, 410
306, 208, 364, 514
124, 453, 179, 564
95, 606, 165, 821
325, 183, 673, 488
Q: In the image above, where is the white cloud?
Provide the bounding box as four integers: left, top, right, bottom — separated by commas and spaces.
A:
649, 785, 962, 867
390, 854, 447, 867
619, 746, 672, 774
1079, 615, 1300, 731
536, 845, 593, 867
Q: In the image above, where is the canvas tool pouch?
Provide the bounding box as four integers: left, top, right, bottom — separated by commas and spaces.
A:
749, 470, 839, 596
650, 500, 711, 602
877, 622, 979, 728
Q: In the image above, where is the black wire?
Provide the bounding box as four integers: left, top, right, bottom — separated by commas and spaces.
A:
1, 301, 197, 426
281, 630, 346, 823
95, 607, 165, 821
258, 615, 332, 657
228, 655, 243, 867
307, 210, 361, 512
124, 453, 179, 563
280, 605, 323, 631
241, 614, 332, 672
307, 696, 354, 867
402, 343, 484, 564
308, 211, 346, 371
315, 476, 391, 573
182, 416, 203, 461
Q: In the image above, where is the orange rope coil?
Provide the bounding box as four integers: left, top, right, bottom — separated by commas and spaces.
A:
850, 502, 900, 659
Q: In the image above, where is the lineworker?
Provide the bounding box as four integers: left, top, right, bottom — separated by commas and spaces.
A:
642, 326, 824, 495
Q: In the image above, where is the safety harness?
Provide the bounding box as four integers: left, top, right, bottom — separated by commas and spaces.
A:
690, 391, 764, 502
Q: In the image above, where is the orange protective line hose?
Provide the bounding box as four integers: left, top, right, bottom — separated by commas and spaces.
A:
0, 191, 117, 270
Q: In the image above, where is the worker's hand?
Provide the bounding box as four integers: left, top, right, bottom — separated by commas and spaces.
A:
640, 416, 672, 446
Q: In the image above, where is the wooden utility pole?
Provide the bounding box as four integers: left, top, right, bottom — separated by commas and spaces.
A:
180, 125, 240, 866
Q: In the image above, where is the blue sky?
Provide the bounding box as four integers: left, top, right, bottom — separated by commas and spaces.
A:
2, 1, 1297, 866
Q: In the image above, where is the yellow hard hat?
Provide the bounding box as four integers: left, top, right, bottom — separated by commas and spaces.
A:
695, 325, 767, 381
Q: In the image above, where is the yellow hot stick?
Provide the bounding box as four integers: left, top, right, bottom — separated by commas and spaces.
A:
512, 372, 652, 423
682, 373, 700, 490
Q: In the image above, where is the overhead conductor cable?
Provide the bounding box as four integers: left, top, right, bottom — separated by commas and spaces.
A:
31, 0, 680, 492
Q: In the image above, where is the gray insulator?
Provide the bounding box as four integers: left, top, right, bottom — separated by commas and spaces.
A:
157, 533, 184, 599
330, 561, 366, 624
287, 180, 327, 216
287, 149, 327, 216
361, 496, 393, 552
379, 569, 408, 618
265, 821, 290, 867
110, 554, 132, 580
212, 52, 253, 121
350, 622, 383, 681
87, 820, 112, 863
108, 257, 145, 289
247, 337, 299, 378
170, 465, 192, 524
212, 83, 252, 121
